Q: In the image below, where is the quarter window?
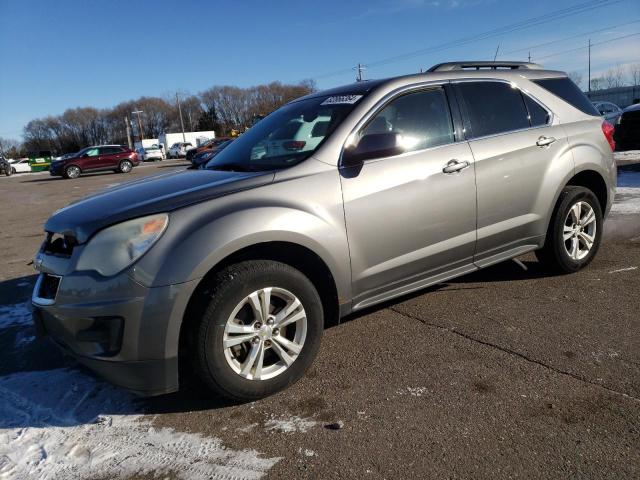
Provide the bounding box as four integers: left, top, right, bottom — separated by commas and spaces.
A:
361, 88, 455, 153
522, 94, 550, 127
457, 81, 530, 139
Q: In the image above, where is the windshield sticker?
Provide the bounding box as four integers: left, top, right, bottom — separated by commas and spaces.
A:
321, 95, 363, 105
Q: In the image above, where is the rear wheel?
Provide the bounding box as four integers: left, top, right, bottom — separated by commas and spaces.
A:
118, 160, 133, 173
64, 165, 81, 179
536, 186, 602, 273
193, 260, 323, 402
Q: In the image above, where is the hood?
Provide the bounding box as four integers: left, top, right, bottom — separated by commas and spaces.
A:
45, 168, 275, 243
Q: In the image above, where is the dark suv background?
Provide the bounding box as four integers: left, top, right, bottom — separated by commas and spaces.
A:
50, 145, 140, 179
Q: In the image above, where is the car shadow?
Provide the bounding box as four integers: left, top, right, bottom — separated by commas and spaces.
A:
0, 256, 554, 428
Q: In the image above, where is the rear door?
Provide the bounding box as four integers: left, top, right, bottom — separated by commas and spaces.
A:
340, 85, 477, 308
97, 146, 122, 169
454, 80, 568, 266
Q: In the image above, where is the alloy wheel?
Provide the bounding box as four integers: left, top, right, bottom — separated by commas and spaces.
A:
222, 287, 307, 381
563, 200, 596, 260
66, 166, 80, 178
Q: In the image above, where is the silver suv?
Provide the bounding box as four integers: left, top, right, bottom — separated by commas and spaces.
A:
32, 61, 616, 401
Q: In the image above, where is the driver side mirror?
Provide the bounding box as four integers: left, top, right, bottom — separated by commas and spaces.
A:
341, 133, 404, 168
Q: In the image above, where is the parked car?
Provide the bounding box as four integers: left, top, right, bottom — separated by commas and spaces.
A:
593, 101, 623, 124
613, 103, 640, 151
49, 145, 140, 179
185, 137, 231, 162
0, 156, 12, 176
167, 142, 193, 158
33, 61, 615, 402
189, 139, 233, 169
8, 158, 32, 174
137, 145, 164, 162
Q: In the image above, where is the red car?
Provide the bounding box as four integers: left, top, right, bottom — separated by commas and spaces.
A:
49, 145, 140, 179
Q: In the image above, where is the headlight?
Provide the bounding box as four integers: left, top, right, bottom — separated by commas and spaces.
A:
76, 213, 168, 276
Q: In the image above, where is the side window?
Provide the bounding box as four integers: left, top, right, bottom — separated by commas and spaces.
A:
85, 148, 100, 157
100, 147, 121, 155
522, 94, 550, 127
457, 81, 530, 138
361, 88, 455, 153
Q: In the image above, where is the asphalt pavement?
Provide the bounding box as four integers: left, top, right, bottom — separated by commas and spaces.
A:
0, 160, 639, 479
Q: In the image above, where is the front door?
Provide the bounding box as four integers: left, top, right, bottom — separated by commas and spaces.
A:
340, 86, 477, 309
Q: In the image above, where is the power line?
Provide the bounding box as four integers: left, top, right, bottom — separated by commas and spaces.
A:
500, 18, 640, 56
311, 0, 627, 80
532, 31, 640, 60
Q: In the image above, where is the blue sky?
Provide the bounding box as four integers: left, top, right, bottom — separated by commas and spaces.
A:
0, 0, 638, 139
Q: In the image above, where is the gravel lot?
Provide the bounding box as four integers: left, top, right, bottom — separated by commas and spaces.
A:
1, 160, 639, 479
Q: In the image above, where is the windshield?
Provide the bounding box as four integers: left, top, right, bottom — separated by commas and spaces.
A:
205, 94, 362, 171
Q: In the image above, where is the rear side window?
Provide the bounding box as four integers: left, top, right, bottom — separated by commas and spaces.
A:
523, 95, 550, 127
100, 147, 122, 155
457, 81, 530, 138
533, 78, 599, 116
361, 88, 455, 152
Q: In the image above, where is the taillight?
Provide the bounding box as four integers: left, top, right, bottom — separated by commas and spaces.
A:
601, 121, 615, 151
283, 141, 306, 151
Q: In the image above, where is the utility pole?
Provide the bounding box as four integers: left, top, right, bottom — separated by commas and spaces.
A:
124, 116, 133, 150
588, 38, 592, 95
132, 109, 145, 141
528, 51, 531, 62
354, 63, 365, 82
176, 92, 186, 142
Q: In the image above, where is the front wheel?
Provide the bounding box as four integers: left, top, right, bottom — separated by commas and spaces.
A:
536, 186, 603, 274
64, 165, 81, 179
193, 260, 323, 402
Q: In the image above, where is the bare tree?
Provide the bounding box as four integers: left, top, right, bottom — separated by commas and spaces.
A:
568, 71, 583, 88
0, 137, 22, 158
590, 77, 604, 91
602, 66, 625, 89
628, 64, 640, 86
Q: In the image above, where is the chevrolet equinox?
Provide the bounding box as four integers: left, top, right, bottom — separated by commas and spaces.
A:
32, 61, 616, 401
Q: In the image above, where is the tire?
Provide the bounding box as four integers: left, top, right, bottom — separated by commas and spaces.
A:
11, 167, 16, 175
5, 168, 12, 177
536, 186, 603, 274
64, 165, 81, 179
193, 260, 323, 402
118, 160, 133, 173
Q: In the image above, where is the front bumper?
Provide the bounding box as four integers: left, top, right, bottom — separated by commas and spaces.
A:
31, 267, 199, 396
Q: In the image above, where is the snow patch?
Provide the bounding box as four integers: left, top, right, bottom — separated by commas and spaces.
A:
611, 187, 640, 215
609, 266, 637, 273
0, 302, 33, 328
264, 415, 317, 433
0, 368, 278, 480
396, 386, 429, 397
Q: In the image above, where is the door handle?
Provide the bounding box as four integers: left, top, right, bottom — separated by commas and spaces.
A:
536, 136, 556, 147
442, 159, 470, 174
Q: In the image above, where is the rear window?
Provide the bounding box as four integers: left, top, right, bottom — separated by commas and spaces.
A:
533, 78, 599, 116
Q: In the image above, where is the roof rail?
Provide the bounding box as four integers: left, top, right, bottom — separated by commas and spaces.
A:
427, 61, 543, 72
